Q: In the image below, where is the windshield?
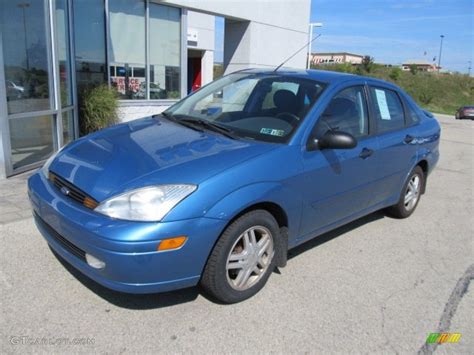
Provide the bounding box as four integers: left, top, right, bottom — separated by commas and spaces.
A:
164, 72, 327, 143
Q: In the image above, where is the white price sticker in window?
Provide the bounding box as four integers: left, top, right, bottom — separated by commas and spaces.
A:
375, 89, 391, 120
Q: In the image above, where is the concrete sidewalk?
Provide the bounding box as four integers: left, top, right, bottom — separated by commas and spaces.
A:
0, 171, 33, 225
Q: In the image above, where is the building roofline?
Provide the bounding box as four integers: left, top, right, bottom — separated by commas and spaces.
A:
311, 52, 365, 58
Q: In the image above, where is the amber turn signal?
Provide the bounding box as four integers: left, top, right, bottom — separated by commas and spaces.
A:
158, 236, 187, 251
83, 197, 99, 209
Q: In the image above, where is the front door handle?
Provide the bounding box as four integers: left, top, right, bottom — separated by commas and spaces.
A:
359, 148, 373, 159
404, 135, 415, 144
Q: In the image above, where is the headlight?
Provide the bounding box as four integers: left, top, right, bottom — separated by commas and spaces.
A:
94, 185, 197, 222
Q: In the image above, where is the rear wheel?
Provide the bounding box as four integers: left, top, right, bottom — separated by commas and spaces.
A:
386, 166, 424, 218
200, 210, 279, 303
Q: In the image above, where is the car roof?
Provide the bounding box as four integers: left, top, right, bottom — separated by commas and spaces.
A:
236, 68, 393, 87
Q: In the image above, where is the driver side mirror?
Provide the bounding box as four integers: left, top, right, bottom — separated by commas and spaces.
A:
307, 130, 357, 151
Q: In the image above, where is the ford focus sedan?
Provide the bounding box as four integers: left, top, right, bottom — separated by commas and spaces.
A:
28, 69, 440, 303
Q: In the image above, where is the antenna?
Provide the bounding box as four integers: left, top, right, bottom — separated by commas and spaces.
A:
273, 34, 322, 72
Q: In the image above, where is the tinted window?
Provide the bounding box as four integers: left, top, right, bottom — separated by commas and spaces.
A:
316, 86, 369, 139
369, 87, 405, 133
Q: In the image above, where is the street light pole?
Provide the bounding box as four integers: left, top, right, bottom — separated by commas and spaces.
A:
17, 2, 30, 72
307, 22, 323, 69
437, 34, 444, 73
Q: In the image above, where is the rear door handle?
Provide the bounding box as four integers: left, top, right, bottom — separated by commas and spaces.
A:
359, 148, 373, 159
404, 135, 415, 144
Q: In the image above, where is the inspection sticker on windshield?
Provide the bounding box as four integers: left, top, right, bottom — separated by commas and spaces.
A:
260, 128, 285, 137
375, 89, 391, 120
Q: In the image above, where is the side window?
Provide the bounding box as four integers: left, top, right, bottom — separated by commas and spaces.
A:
316, 86, 369, 139
405, 102, 421, 126
369, 87, 405, 133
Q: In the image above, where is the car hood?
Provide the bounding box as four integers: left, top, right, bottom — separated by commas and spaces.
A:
50, 116, 275, 202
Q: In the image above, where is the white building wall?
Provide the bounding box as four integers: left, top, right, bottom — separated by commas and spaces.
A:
164, 0, 311, 72
187, 11, 215, 51
201, 50, 214, 85
187, 11, 215, 86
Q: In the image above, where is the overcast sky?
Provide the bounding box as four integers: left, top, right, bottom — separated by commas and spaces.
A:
215, 0, 473, 74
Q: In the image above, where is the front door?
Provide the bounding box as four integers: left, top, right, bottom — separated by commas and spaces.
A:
299, 85, 379, 238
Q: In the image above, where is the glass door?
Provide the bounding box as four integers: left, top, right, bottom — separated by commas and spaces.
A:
0, 0, 77, 176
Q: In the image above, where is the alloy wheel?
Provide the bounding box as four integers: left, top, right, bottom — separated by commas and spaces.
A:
404, 174, 421, 211
226, 226, 274, 291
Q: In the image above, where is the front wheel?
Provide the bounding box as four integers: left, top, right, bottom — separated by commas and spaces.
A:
200, 210, 279, 303
386, 166, 425, 218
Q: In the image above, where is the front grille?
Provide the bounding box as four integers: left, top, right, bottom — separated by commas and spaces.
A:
34, 212, 86, 262
48, 172, 98, 209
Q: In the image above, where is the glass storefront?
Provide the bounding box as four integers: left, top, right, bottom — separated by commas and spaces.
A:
0, 0, 76, 175
109, 0, 146, 99
1, 0, 51, 115
1, 0, 183, 177
73, 0, 107, 92
8, 115, 55, 170
150, 4, 181, 99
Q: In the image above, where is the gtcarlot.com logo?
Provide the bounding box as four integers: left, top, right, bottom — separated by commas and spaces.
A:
10, 336, 95, 346
426, 333, 461, 344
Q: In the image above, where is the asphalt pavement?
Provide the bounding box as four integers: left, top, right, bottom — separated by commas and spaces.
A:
0, 114, 472, 354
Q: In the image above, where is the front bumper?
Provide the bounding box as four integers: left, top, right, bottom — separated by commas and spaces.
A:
28, 172, 227, 294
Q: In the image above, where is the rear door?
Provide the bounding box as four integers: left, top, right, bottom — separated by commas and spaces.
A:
366, 85, 419, 207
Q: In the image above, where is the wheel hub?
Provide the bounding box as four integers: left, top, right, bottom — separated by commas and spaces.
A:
226, 226, 274, 291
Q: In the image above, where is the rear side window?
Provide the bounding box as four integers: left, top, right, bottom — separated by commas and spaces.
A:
405, 102, 421, 125
369, 87, 405, 133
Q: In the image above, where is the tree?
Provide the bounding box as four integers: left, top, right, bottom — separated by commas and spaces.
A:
361, 55, 375, 73
409, 64, 418, 75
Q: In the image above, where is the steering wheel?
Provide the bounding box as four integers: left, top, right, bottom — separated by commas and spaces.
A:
275, 112, 300, 126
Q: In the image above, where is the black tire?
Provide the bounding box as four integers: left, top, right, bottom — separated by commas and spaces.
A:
386, 166, 425, 219
200, 210, 280, 303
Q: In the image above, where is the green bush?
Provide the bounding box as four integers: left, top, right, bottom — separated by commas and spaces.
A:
79, 85, 118, 135
389, 67, 402, 81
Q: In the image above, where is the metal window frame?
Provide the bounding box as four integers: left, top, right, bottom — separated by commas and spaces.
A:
50, 0, 63, 149
0, 0, 78, 177
180, 8, 188, 99
0, 29, 11, 178
145, 0, 150, 100
106, 0, 185, 102
3, 0, 56, 177
67, 0, 79, 140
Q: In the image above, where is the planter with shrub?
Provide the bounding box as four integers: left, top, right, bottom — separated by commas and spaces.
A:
79, 85, 118, 136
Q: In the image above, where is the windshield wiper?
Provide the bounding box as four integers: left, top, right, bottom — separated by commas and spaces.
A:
179, 118, 238, 140
159, 112, 205, 132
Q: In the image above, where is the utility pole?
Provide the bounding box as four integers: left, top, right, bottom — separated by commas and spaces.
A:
307, 22, 323, 69
468, 61, 472, 76
437, 35, 444, 73
17, 3, 30, 71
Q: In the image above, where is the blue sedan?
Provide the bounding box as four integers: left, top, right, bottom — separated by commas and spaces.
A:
28, 69, 440, 303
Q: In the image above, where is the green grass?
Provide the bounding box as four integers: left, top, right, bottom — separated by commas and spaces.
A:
312, 64, 474, 115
